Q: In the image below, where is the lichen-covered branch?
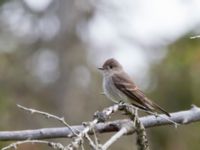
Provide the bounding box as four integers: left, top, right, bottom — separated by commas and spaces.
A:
119, 104, 150, 150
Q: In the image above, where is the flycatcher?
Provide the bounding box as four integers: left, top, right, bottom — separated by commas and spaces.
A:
98, 58, 170, 117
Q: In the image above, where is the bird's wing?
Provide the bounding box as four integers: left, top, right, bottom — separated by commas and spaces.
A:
112, 72, 153, 109
112, 72, 170, 116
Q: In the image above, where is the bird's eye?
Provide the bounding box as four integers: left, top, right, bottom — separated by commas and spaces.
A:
109, 65, 113, 69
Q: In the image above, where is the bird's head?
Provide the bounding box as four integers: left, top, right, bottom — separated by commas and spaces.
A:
98, 58, 123, 75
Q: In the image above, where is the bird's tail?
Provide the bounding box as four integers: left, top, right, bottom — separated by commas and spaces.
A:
151, 102, 171, 117
132, 99, 171, 117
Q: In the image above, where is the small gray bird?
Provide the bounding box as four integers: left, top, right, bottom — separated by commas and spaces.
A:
98, 58, 170, 117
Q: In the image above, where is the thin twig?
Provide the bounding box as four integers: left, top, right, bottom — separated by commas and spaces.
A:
67, 119, 98, 149
85, 133, 99, 150
17, 104, 78, 137
80, 142, 85, 150
101, 127, 129, 150
1, 140, 64, 150
190, 35, 200, 39
66, 104, 120, 149
92, 128, 99, 146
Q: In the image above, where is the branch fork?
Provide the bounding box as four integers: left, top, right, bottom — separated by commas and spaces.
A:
1, 104, 200, 150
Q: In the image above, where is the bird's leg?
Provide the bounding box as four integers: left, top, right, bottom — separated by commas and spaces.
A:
118, 100, 125, 105
118, 100, 130, 115
133, 107, 138, 117
154, 112, 158, 118
118, 100, 126, 109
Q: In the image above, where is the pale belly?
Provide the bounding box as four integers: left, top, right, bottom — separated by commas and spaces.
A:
103, 76, 128, 103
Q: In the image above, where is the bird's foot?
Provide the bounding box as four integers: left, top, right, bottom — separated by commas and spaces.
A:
133, 107, 138, 117
118, 100, 125, 105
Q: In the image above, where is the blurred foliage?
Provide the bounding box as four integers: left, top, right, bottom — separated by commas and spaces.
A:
0, 0, 199, 150
149, 37, 200, 150
0, 0, 7, 6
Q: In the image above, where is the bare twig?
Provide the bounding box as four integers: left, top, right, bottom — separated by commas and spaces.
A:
190, 35, 200, 39
80, 143, 85, 150
101, 122, 133, 150
17, 104, 78, 137
92, 128, 99, 146
84, 133, 99, 150
2, 140, 64, 150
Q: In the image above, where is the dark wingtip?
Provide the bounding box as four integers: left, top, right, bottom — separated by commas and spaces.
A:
98, 67, 104, 70
166, 112, 171, 117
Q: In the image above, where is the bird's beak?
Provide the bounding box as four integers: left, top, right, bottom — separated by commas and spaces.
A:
98, 67, 104, 70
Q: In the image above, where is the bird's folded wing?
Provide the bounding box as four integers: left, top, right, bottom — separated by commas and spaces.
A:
112, 73, 171, 117
112, 73, 154, 110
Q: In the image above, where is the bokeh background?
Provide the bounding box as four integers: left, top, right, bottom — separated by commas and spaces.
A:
0, 0, 200, 149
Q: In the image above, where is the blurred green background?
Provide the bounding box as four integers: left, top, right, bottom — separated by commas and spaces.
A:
0, 0, 200, 149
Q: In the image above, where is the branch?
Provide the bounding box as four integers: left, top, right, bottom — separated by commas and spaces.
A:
190, 35, 200, 39
1, 140, 65, 150
101, 105, 150, 150
0, 105, 200, 141
66, 104, 120, 149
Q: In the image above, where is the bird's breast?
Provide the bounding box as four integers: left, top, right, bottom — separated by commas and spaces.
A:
103, 75, 127, 102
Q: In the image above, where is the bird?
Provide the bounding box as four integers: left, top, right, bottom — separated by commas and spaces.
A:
98, 58, 170, 117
